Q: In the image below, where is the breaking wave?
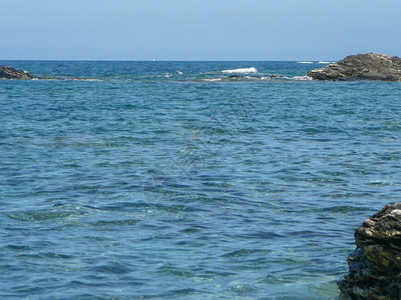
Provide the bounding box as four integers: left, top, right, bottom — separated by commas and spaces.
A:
221, 67, 258, 74
196, 74, 313, 83
292, 75, 313, 80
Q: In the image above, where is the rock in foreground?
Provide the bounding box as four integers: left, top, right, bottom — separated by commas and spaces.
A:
0, 65, 33, 80
307, 53, 401, 81
338, 203, 401, 299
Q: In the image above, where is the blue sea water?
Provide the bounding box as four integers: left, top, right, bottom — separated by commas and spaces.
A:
1, 60, 401, 299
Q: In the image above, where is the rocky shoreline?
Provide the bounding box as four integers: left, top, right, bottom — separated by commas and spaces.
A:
3, 53, 401, 82
307, 53, 401, 81
338, 203, 401, 299
0, 65, 33, 80
0, 65, 99, 81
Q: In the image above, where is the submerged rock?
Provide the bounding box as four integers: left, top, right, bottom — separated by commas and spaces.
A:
0, 65, 33, 80
307, 53, 401, 81
338, 203, 401, 299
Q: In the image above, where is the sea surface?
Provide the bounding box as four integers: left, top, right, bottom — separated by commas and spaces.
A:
1, 61, 401, 299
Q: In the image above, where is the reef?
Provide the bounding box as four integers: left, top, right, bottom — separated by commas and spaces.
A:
307, 53, 401, 81
338, 203, 401, 299
0, 65, 33, 80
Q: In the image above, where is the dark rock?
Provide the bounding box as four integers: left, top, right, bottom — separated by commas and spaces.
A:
307, 53, 401, 81
338, 203, 401, 299
0, 65, 33, 80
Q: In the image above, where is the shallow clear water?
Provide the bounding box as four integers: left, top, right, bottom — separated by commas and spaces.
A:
1, 61, 401, 299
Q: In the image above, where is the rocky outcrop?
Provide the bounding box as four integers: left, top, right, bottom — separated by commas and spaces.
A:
307, 53, 401, 81
0, 66, 93, 81
0, 65, 33, 79
338, 203, 401, 299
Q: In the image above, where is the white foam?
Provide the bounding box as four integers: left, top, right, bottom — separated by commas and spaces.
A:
292, 75, 313, 80
176, 71, 183, 75
155, 73, 172, 78
297, 61, 313, 64
260, 76, 272, 80
221, 67, 257, 74
199, 78, 222, 82
318, 61, 330, 64
202, 78, 222, 82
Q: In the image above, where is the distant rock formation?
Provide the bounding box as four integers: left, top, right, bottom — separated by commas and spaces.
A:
338, 203, 401, 299
0, 65, 33, 80
0, 66, 95, 81
307, 53, 401, 81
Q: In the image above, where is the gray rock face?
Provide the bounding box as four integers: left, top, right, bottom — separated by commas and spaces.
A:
0, 66, 33, 79
338, 203, 401, 299
307, 53, 401, 81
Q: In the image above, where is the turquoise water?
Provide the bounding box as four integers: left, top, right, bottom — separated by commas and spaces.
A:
1, 61, 401, 299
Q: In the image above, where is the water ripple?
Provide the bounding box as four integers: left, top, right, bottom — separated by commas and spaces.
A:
1, 61, 401, 299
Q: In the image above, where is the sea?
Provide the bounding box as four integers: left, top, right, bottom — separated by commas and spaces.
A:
1, 60, 401, 299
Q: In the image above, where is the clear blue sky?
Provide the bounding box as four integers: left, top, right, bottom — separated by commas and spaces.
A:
2, 0, 400, 61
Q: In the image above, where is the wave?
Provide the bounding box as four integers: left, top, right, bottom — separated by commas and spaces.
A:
263, 75, 312, 81
196, 74, 312, 82
198, 76, 257, 82
297, 61, 313, 64
221, 67, 258, 74
318, 61, 330, 64
292, 75, 313, 80
199, 78, 224, 82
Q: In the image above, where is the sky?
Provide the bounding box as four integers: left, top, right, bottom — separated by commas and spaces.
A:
1, 0, 401, 61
